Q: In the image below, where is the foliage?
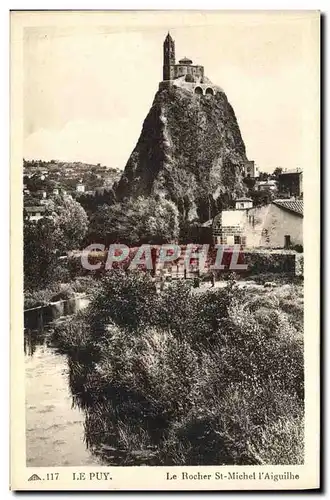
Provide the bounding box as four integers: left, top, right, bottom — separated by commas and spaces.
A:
243, 251, 296, 275
258, 171, 269, 181
24, 276, 97, 309
273, 167, 283, 178
77, 188, 116, 215
243, 176, 256, 190
24, 218, 65, 290
292, 244, 303, 253
24, 282, 64, 309
24, 195, 88, 290
87, 270, 159, 334
248, 188, 275, 207
43, 195, 89, 252
88, 196, 180, 246
54, 271, 304, 466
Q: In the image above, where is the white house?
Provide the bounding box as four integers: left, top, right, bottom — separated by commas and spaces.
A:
235, 197, 253, 210
256, 179, 278, 192
212, 199, 303, 248
243, 160, 259, 179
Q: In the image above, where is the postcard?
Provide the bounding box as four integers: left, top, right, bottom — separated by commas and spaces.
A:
10, 10, 320, 491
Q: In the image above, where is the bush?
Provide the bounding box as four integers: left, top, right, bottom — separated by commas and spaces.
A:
53, 271, 304, 465
50, 285, 76, 303
244, 252, 296, 275
24, 288, 58, 309
87, 270, 159, 334
292, 244, 303, 253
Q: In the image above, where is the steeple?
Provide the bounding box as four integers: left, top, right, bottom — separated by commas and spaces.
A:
163, 32, 175, 81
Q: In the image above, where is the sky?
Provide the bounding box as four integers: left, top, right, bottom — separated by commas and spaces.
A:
23, 11, 319, 173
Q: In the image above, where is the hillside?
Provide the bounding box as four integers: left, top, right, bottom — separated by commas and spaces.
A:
115, 87, 248, 222
23, 159, 121, 194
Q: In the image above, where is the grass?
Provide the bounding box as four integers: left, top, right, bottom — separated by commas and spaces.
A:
53, 270, 304, 465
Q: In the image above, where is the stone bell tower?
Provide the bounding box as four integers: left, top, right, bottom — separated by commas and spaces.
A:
163, 32, 175, 81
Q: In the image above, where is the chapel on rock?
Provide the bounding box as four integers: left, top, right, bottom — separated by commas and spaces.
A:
159, 32, 222, 96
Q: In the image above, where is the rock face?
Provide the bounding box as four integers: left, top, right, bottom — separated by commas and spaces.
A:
115, 87, 248, 222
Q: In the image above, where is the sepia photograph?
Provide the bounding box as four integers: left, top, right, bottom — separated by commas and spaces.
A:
10, 9, 320, 490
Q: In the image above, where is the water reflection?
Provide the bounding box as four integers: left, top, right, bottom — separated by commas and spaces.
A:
24, 329, 39, 357
25, 341, 99, 467
24, 298, 100, 467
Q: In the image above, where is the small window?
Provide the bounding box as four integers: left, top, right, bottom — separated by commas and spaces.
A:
240, 203, 244, 208
241, 236, 247, 246
234, 235, 241, 245
221, 235, 227, 244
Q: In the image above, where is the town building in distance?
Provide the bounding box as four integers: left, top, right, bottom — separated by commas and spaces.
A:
278, 168, 303, 198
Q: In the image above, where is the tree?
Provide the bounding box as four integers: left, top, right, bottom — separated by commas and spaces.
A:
24, 195, 88, 290
273, 167, 283, 178
23, 192, 41, 207
48, 195, 89, 252
24, 217, 62, 289
88, 196, 180, 246
243, 177, 256, 190
78, 188, 116, 215
258, 171, 269, 181
249, 188, 274, 207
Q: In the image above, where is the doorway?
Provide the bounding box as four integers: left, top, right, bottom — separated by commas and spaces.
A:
284, 235, 291, 248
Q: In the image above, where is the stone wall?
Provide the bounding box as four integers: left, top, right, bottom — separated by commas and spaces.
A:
24, 293, 89, 330
159, 79, 219, 96
172, 64, 204, 80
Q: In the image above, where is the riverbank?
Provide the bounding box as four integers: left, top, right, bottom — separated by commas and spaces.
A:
25, 282, 100, 466
52, 270, 304, 466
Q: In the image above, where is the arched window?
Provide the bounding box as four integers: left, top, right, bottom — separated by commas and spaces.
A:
205, 87, 214, 95
194, 86, 203, 95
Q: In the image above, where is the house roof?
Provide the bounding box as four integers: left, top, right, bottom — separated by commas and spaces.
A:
279, 169, 302, 176
236, 197, 253, 202
273, 199, 303, 216
257, 180, 277, 185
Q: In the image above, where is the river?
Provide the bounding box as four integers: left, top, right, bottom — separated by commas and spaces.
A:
25, 311, 101, 467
